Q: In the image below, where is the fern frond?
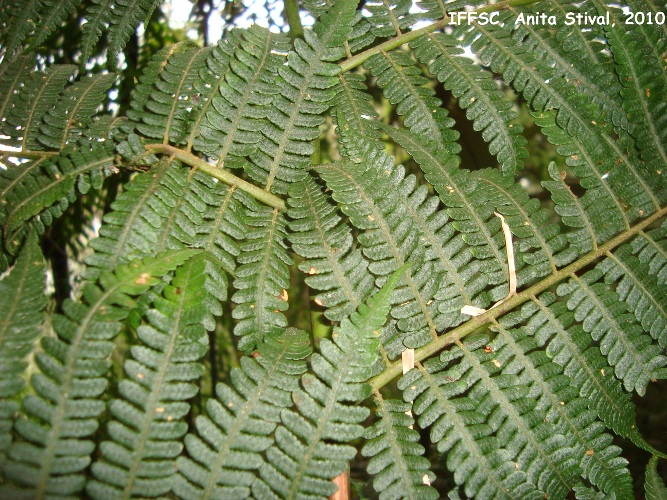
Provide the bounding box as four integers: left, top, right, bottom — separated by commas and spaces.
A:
365, 49, 460, 150
288, 174, 375, 321
106, 0, 162, 66
86, 254, 210, 499
0, 249, 197, 497
493, 312, 633, 497
598, 244, 667, 347
317, 143, 476, 357
466, 14, 664, 214
362, 393, 438, 499
134, 46, 211, 146
0, 143, 116, 262
29, 0, 82, 49
39, 73, 117, 150
232, 206, 292, 352
399, 334, 576, 499
557, 272, 667, 395
1, 65, 76, 152
256, 267, 404, 499
1, 0, 41, 58
410, 32, 528, 175
0, 233, 46, 462
174, 328, 312, 499
645, 456, 667, 500
197, 27, 289, 168
0, 55, 34, 126
363, 0, 413, 38
630, 220, 667, 284
607, 22, 667, 175
248, 0, 357, 194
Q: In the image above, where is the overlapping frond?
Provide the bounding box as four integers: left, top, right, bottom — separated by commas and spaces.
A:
247, 0, 357, 193
174, 328, 312, 499
556, 270, 667, 395
0, 142, 116, 268
0, 65, 75, 152
365, 49, 461, 150
410, 31, 528, 175
0, 249, 196, 498
645, 456, 667, 500
38, 73, 117, 150
362, 393, 438, 499
630, 220, 667, 284
256, 267, 404, 499
363, 0, 413, 38
86, 254, 210, 499
232, 206, 292, 352
287, 174, 375, 321
0, 233, 46, 463
197, 26, 289, 168
400, 333, 578, 499
316, 141, 476, 357
81, 0, 161, 64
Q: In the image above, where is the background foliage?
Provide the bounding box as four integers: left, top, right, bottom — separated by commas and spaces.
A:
0, 0, 666, 497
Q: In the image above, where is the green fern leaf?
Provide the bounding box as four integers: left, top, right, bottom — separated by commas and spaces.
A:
365, 50, 461, 151
106, 0, 161, 66
0, 55, 34, 130
631, 220, 667, 284
0, 65, 76, 152
1, 0, 41, 58
256, 266, 405, 499
607, 22, 667, 176
174, 328, 312, 499
247, 0, 357, 194
0, 233, 46, 463
646, 456, 667, 500
288, 174, 375, 321
557, 271, 667, 395
232, 206, 292, 351
364, 0, 413, 38
410, 31, 528, 175
0, 249, 197, 497
30, 0, 82, 49
362, 393, 438, 499
197, 26, 289, 168
38, 73, 117, 150
86, 254, 210, 499
495, 310, 634, 496
0, 142, 116, 263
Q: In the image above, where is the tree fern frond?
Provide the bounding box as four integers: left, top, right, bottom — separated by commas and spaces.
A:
256, 266, 404, 499
316, 143, 475, 357
86, 254, 210, 499
29, 0, 82, 49
399, 335, 561, 499
232, 206, 292, 352
0, 233, 46, 463
365, 50, 461, 151
0, 249, 197, 498
410, 31, 528, 175
557, 272, 667, 395
197, 26, 289, 168
134, 46, 212, 146
597, 244, 667, 347
174, 328, 312, 499
38, 73, 117, 150
332, 73, 383, 158
248, 0, 357, 194
106, 0, 161, 66
607, 22, 667, 175
0, 143, 116, 261
362, 393, 438, 499
1, 0, 41, 58
0, 55, 34, 128
645, 456, 667, 500
0, 65, 76, 152
492, 313, 633, 497
467, 14, 664, 214
288, 174, 375, 321
363, 0, 413, 38
630, 220, 667, 285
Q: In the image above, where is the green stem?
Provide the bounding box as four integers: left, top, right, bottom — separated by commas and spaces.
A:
339, 0, 541, 73
144, 144, 285, 210
370, 205, 667, 390
0, 149, 59, 160
284, 0, 304, 40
